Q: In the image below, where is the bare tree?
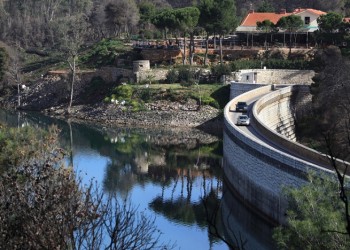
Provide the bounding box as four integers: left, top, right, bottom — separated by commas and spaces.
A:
104, 0, 140, 38
309, 45, 350, 237
55, 14, 89, 114
0, 125, 172, 249
1, 44, 23, 107
323, 131, 350, 237
89, 0, 110, 40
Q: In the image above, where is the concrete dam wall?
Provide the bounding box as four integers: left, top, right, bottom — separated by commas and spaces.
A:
223, 84, 334, 224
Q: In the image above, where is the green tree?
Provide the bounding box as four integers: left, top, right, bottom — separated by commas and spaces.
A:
198, 0, 216, 66
345, 0, 350, 16
211, 63, 231, 82
152, 8, 177, 40
256, 0, 275, 12
138, 1, 156, 39
276, 15, 303, 54
317, 12, 344, 33
211, 0, 238, 63
316, 12, 345, 45
256, 19, 275, 50
174, 7, 200, 65
273, 172, 350, 250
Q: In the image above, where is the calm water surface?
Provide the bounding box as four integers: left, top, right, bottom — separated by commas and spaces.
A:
0, 110, 277, 250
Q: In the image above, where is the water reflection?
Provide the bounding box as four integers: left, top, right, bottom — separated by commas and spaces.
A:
0, 109, 282, 250
221, 180, 278, 249
0, 109, 228, 249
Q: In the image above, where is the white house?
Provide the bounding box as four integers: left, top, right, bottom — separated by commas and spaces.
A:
236, 8, 327, 33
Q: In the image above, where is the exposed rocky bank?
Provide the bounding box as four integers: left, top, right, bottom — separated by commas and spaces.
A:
0, 75, 223, 133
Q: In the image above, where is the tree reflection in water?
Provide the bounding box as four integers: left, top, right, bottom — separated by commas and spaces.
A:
100, 128, 225, 246
0, 109, 231, 249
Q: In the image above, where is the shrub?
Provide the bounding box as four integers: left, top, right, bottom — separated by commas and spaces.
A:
79, 38, 129, 67
103, 96, 111, 103
138, 88, 153, 102
129, 99, 145, 111
112, 85, 133, 99
211, 64, 232, 82
180, 78, 196, 87
166, 68, 178, 83
166, 88, 180, 102
191, 94, 219, 108
177, 66, 196, 84
142, 30, 154, 39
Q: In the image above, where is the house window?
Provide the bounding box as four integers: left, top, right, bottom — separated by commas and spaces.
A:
305, 17, 310, 25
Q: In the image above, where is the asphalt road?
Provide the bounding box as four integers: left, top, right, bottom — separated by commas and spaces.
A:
228, 97, 334, 171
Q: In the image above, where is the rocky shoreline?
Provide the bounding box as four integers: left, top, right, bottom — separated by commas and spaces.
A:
0, 76, 223, 135
43, 102, 223, 134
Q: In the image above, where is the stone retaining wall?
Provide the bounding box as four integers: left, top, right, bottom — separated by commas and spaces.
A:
140, 48, 182, 64
230, 82, 267, 100
135, 68, 169, 83
230, 69, 315, 85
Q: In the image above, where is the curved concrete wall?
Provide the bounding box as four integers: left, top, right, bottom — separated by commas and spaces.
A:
253, 86, 333, 169
255, 87, 296, 140
223, 85, 335, 223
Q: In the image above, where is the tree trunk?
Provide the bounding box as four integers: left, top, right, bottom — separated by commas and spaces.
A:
214, 34, 217, 49
189, 33, 194, 65
67, 119, 74, 167
204, 33, 209, 66
219, 36, 223, 64
17, 83, 20, 107
68, 56, 76, 114
289, 31, 292, 54
182, 35, 186, 65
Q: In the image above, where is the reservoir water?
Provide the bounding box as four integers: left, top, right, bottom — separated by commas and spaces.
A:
0, 109, 277, 250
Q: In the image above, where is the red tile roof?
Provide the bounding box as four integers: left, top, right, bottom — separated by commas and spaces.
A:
240, 9, 327, 27
240, 12, 290, 26
292, 8, 326, 16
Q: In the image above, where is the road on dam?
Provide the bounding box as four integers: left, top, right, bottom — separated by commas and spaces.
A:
227, 94, 333, 172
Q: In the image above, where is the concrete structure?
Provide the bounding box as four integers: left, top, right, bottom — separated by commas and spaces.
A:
254, 85, 312, 141
231, 69, 315, 85
133, 60, 169, 83
223, 83, 338, 224
133, 60, 150, 72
